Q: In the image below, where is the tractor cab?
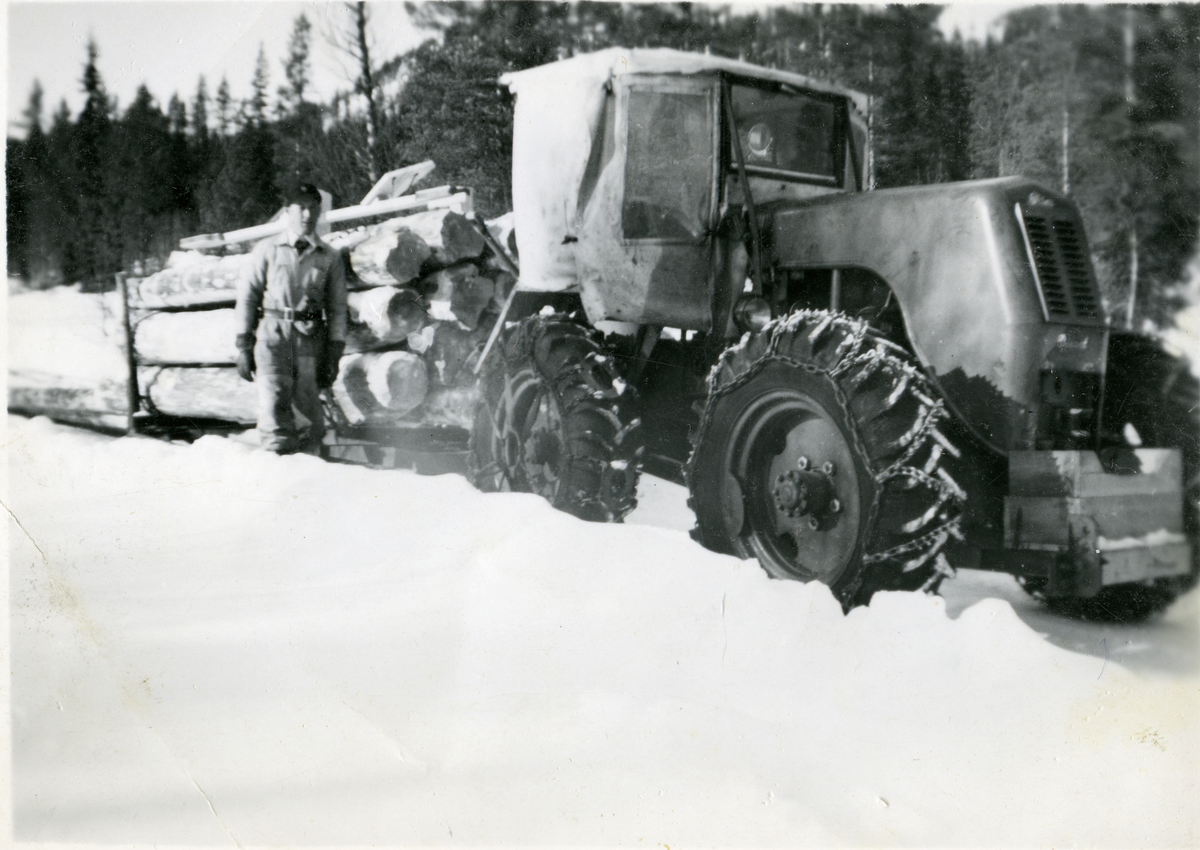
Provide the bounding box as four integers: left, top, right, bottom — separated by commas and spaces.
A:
501, 48, 868, 333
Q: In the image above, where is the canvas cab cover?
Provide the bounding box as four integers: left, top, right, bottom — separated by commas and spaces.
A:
500, 47, 867, 296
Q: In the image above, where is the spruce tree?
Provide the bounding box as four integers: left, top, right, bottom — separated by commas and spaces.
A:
210, 48, 278, 230
248, 43, 270, 126
193, 76, 209, 140
110, 85, 170, 265
280, 14, 313, 113
71, 38, 116, 285
6, 81, 48, 278
215, 77, 233, 136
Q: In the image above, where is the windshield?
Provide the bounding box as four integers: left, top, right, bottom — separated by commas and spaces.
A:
730, 84, 840, 183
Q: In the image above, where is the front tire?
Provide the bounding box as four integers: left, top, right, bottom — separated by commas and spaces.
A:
687, 310, 965, 609
468, 314, 643, 522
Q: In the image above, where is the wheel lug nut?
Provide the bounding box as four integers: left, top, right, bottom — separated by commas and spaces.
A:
797, 456, 809, 470
808, 516, 820, 530
822, 461, 836, 475
829, 498, 841, 513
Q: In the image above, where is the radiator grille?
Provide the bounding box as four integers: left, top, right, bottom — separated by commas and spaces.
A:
1020, 208, 1103, 323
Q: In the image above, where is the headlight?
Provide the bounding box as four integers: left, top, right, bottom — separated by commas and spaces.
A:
733, 296, 773, 332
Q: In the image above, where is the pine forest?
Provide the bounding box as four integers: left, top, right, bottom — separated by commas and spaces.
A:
7, 2, 1200, 330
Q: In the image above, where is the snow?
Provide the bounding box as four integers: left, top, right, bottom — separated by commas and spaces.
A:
5, 281, 1199, 845
1098, 529, 1191, 551
5, 284, 127, 386
6, 412, 1199, 846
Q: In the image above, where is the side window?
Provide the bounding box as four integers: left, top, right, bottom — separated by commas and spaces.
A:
623, 89, 714, 241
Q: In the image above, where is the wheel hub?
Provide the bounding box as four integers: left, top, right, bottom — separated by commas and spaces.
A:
772, 457, 842, 528
728, 387, 866, 584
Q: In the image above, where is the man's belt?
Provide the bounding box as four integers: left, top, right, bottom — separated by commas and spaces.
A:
263, 307, 321, 322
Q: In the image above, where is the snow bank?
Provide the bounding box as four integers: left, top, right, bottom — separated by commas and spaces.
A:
7, 414, 1198, 846
6, 285, 127, 385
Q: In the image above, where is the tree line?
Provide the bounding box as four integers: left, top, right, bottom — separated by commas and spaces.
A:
7, 3, 1200, 326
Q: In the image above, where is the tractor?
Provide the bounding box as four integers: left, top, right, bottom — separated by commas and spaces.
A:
466, 47, 1198, 618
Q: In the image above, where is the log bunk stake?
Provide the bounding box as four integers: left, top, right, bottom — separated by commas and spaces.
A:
115, 272, 139, 435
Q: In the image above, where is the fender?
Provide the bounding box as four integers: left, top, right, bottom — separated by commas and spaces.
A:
763, 176, 1109, 454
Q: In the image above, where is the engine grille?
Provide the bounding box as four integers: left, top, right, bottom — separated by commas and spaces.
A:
1019, 207, 1103, 323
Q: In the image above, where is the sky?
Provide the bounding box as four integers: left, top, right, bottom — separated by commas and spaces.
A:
937, 1, 1027, 41
4, 1, 1029, 137
4, 1, 436, 135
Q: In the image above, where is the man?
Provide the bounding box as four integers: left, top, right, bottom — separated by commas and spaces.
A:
234, 183, 348, 454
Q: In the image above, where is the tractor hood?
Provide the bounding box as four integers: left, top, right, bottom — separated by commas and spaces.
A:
500, 48, 867, 293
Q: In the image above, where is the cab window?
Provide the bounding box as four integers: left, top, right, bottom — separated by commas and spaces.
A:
730, 84, 840, 184
623, 89, 714, 241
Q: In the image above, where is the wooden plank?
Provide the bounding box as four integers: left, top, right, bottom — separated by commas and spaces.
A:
359, 161, 437, 205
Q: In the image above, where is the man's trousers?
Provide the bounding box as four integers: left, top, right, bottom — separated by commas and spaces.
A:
254, 318, 323, 454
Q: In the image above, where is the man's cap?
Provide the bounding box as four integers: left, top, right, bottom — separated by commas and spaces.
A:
284, 182, 323, 208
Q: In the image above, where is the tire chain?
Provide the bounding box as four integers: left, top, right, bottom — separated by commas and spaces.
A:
687, 309, 965, 597
482, 313, 643, 521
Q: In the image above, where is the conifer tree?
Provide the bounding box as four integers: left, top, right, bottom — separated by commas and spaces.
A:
280, 14, 313, 113
210, 46, 278, 229
111, 85, 170, 265
193, 76, 209, 140
71, 38, 117, 285
248, 43, 271, 126
5, 82, 48, 278
215, 76, 233, 136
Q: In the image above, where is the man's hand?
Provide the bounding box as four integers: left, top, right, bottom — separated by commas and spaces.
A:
319, 340, 346, 388
235, 333, 256, 382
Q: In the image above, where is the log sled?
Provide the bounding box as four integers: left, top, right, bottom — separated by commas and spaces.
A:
9, 165, 519, 461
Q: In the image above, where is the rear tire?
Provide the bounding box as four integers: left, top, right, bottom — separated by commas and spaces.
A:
687, 310, 966, 609
468, 314, 643, 522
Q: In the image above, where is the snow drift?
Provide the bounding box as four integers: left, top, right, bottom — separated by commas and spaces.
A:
7, 412, 1198, 847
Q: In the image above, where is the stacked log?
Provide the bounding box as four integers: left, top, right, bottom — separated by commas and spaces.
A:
135, 309, 239, 364
132, 252, 248, 308
331, 351, 429, 424
346, 286, 427, 352
348, 208, 489, 288
7, 384, 130, 431
133, 287, 432, 365
123, 207, 513, 431
139, 366, 258, 423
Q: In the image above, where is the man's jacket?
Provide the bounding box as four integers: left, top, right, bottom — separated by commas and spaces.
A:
235, 232, 348, 342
